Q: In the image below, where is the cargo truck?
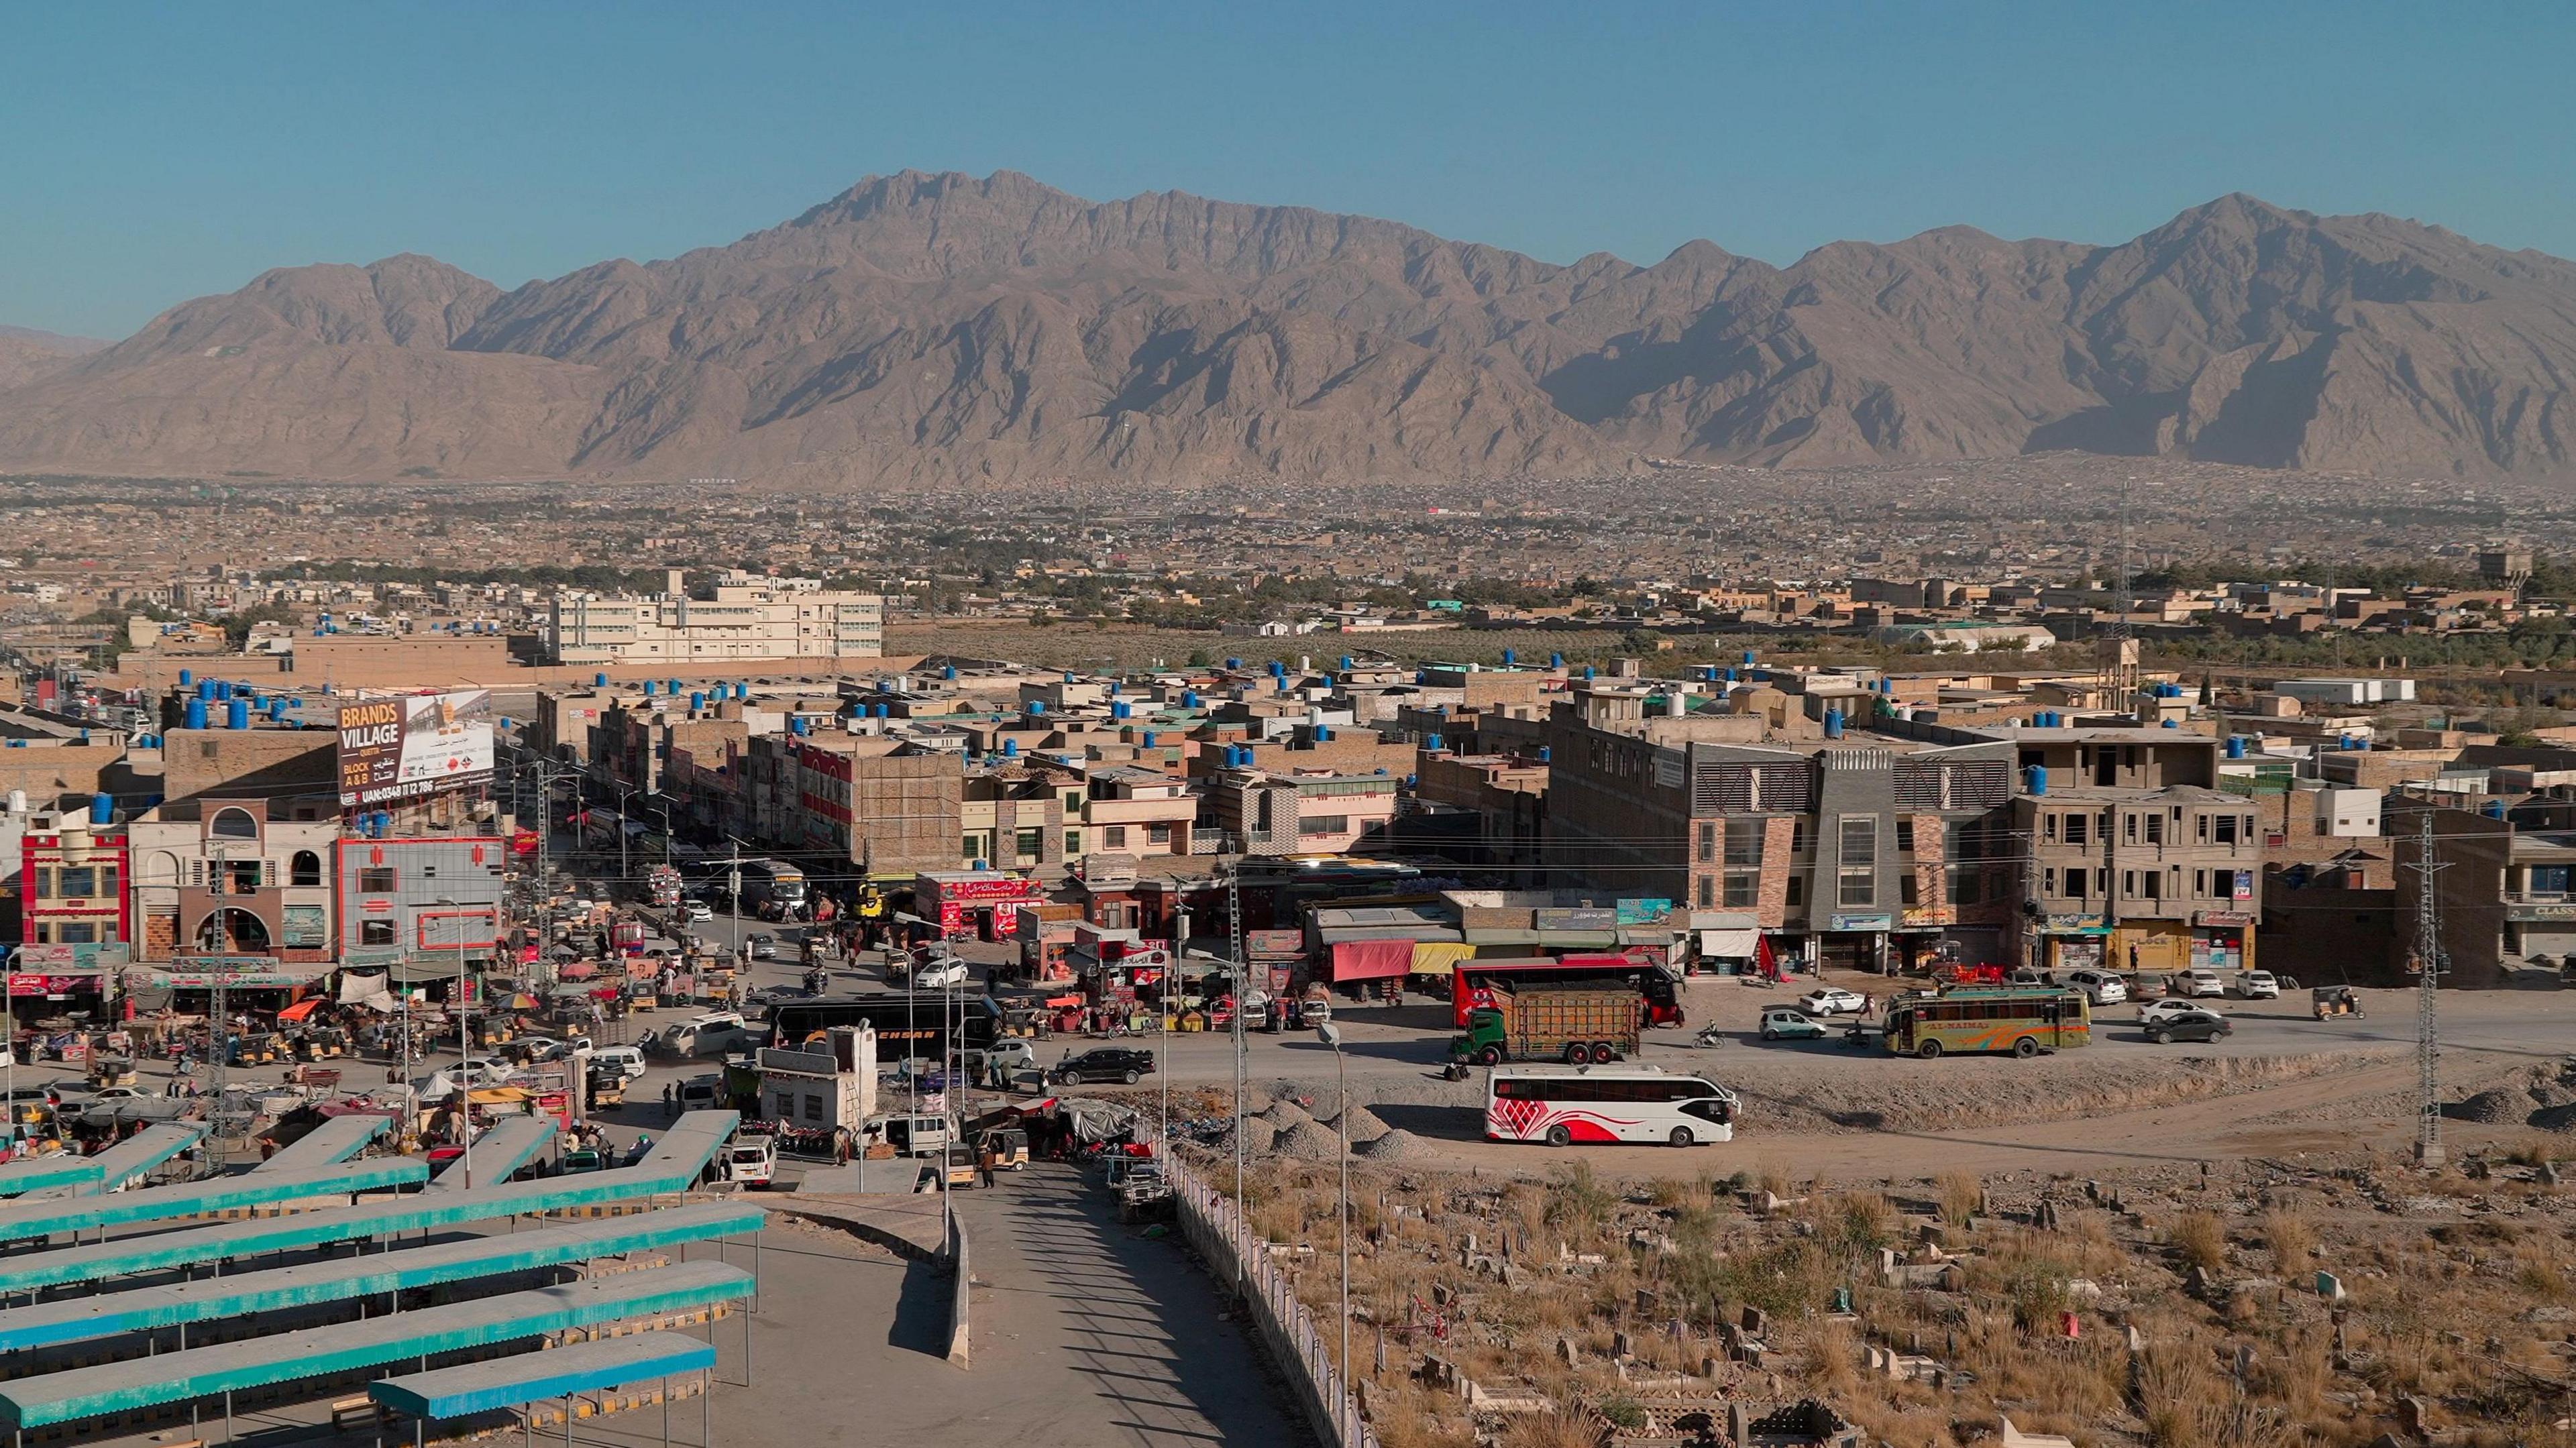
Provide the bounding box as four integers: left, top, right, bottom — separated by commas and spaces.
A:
1447, 985, 1643, 1068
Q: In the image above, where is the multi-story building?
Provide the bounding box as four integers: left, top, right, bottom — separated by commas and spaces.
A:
782, 736, 962, 876
2008, 785, 2264, 975
1074, 766, 1199, 858
331, 830, 507, 968
127, 799, 339, 964
12, 800, 127, 1022
1205, 767, 1400, 856
1543, 686, 2021, 971
549, 570, 883, 665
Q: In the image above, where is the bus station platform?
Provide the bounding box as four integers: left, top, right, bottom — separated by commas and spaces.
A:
0, 1158, 423, 1246
251, 1113, 390, 1174
0, 1260, 754, 1431
75, 1125, 204, 1195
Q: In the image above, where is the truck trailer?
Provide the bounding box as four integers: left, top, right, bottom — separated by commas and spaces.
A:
1448, 985, 1644, 1067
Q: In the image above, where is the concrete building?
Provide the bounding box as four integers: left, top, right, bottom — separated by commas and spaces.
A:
2010, 785, 2264, 975
782, 737, 962, 876
549, 570, 883, 665
331, 830, 506, 968
127, 799, 339, 964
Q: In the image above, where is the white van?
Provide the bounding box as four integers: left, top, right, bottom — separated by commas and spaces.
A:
589, 1045, 647, 1082
720, 1136, 777, 1188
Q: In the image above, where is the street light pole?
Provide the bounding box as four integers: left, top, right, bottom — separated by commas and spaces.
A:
1317, 1019, 1349, 1445
437, 897, 472, 1190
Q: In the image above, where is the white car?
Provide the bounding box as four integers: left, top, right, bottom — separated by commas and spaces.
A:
913, 958, 971, 991
2139, 998, 2218, 1027
2231, 970, 2281, 1000
682, 901, 714, 923
1796, 987, 1867, 1016
2167, 968, 2226, 999
2064, 968, 2129, 1007
453, 1058, 514, 1087
589, 1045, 648, 1082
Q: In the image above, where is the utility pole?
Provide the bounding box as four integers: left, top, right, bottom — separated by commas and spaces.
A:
1226, 863, 1248, 1284
2406, 809, 2447, 1169
204, 843, 231, 1174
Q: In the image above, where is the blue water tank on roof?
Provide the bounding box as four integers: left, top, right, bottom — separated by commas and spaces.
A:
2025, 765, 2048, 795
186, 698, 208, 730
90, 792, 113, 826
226, 698, 250, 730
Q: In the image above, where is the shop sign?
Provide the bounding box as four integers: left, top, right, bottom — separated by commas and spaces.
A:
2232, 870, 2253, 901
154, 955, 310, 989
2042, 913, 2107, 934
1615, 898, 1676, 926
11, 942, 130, 970
7, 974, 99, 998
2194, 911, 2257, 928
1898, 905, 1957, 928
2508, 901, 2576, 922
1828, 913, 1894, 932
924, 874, 1040, 904
1536, 908, 1619, 931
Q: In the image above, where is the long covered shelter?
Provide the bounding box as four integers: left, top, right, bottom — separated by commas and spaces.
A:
251, 1112, 391, 1174
74, 1125, 205, 1194
424, 1117, 556, 1191
0, 1261, 755, 1431
368, 1329, 714, 1421
0, 1158, 422, 1246
0, 1200, 764, 1354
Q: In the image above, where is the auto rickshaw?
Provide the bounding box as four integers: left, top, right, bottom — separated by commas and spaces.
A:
2312, 985, 2365, 1021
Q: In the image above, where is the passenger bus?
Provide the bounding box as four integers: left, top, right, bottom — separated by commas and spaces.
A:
1880, 986, 2092, 1059
736, 858, 808, 915
767, 993, 1001, 1062
1483, 1065, 1737, 1148
1452, 953, 1684, 1028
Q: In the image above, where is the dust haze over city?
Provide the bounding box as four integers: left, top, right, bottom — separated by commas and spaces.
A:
7, 7, 2576, 1448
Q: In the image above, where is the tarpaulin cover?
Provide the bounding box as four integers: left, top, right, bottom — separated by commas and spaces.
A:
1328, 938, 1413, 982
338, 973, 396, 1012
274, 999, 322, 1024
1407, 941, 1476, 977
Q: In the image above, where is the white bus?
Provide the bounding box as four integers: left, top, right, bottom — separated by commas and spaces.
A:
1484, 1065, 1739, 1148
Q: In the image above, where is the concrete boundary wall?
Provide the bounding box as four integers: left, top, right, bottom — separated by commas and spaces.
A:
1167, 1158, 1377, 1448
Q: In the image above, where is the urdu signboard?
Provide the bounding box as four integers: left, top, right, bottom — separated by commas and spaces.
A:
337, 690, 495, 807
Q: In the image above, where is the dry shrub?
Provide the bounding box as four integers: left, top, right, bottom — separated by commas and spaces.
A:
1499, 1408, 1601, 1448
1755, 1158, 1791, 1199
1938, 1170, 1982, 1229
1647, 1176, 1711, 1211
2262, 1209, 2313, 1278
2171, 1211, 2229, 1276
2516, 1237, 2570, 1298
1544, 1161, 1617, 1235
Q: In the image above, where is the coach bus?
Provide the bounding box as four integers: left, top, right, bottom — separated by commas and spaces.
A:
767, 993, 1001, 1062
1880, 985, 2092, 1059
1452, 952, 1684, 1028
1483, 1065, 1737, 1148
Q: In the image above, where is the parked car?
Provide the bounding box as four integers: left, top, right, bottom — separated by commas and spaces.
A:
913, 958, 971, 991
2168, 968, 2226, 999
1797, 987, 1868, 1016
2231, 970, 2282, 1000
2144, 1009, 2233, 1045
682, 901, 714, 923
2139, 998, 2218, 1028
1758, 1007, 1829, 1042
1051, 1048, 1155, 1085
746, 932, 780, 960
676, 1075, 722, 1112
453, 1057, 514, 1087
2064, 968, 2129, 1007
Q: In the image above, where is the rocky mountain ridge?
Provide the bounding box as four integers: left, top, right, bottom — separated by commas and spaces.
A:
3, 172, 2569, 484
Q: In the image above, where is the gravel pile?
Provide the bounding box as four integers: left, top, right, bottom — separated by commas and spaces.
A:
1324, 1105, 1391, 1144
1256, 1100, 1316, 1131
2447, 1089, 2528, 1124
1354, 1128, 1428, 1161
1271, 1121, 1344, 1160
2529, 1076, 2576, 1110
2531, 1103, 2576, 1134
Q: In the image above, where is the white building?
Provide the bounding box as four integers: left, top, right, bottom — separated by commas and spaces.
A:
549, 570, 883, 665
2311, 785, 2383, 838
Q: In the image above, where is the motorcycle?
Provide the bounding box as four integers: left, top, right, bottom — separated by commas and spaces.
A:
1692, 1023, 1729, 1048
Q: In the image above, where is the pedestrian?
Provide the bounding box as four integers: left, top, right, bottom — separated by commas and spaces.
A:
1860, 991, 1876, 1019
661, 1081, 676, 1117
977, 1139, 998, 1189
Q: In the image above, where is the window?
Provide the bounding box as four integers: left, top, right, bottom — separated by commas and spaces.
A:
2142, 871, 2161, 901
1065, 830, 1083, 856
1065, 791, 1083, 812
1698, 876, 1716, 909
1839, 817, 1878, 867
1894, 820, 1915, 854
209, 807, 258, 840
27, 867, 50, 899
1725, 818, 1764, 867
1697, 822, 1716, 865
2214, 814, 2239, 845
1790, 821, 1807, 854
1015, 828, 1043, 858
1723, 873, 1757, 908
2063, 813, 2089, 847
360, 920, 398, 946
1786, 877, 1805, 907
1293, 818, 1341, 838
2042, 814, 2057, 842
2194, 869, 2208, 897
358, 866, 396, 893
2196, 813, 2210, 842
2145, 814, 2163, 845
1147, 822, 1174, 844
2064, 867, 2089, 899
290, 850, 323, 887
229, 860, 262, 895
1947, 869, 1975, 905
56, 866, 97, 898
802, 1093, 824, 1123
2125, 813, 2138, 844
1103, 826, 1128, 848
1899, 875, 1919, 905
961, 835, 985, 861
1838, 869, 1875, 907
58, 923, 97, 944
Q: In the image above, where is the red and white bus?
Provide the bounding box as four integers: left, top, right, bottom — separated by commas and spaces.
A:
1483, 1066, 1738, 1148
1452, 952, 1684, 1028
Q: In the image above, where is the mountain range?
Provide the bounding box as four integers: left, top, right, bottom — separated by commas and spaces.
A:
3, 170, 2571, 485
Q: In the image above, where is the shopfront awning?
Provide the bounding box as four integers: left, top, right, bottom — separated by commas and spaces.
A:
274, 998, 323, 1025
138, 961, 333, 991
1407, 942, 1476, 977
1327, 938, 1415, 983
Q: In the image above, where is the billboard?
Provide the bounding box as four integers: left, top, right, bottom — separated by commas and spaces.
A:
337, 690, 496, 807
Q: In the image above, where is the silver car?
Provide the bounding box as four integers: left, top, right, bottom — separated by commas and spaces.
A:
2064, 968, 2129, 1006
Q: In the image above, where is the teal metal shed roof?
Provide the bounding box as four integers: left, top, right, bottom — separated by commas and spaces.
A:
0, 1201, 764, 1353
425, 1118, 556, 1192
0, 1113, 739, 1294
370, 1331, 715, 1420
252, 1113, 390, 1173
0, 1155, 104, 1198
0, 1260, 755, 1429
76, 1125, 205, 1194
0, 1158, 423, 1245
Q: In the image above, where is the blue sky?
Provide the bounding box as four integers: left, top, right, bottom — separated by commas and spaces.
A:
5, 1, 2568, 339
